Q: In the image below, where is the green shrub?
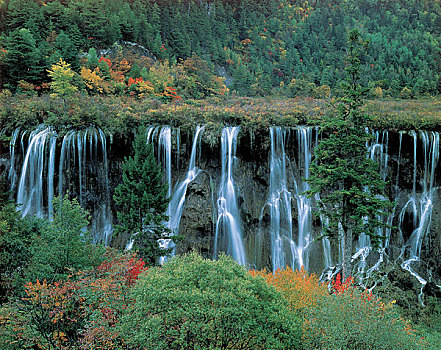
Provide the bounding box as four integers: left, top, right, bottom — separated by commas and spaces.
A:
401, 86, 413, 99
314, 85, 331, 99
302, 277, 427, 350
24, 195, 106, 283
287, 78, 316, 97
119, 252, 301, 350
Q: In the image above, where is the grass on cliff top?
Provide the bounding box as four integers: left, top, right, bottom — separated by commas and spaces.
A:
1, 92, 441, 136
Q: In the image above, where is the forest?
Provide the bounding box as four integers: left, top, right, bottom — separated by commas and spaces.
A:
0, 0, 441, 98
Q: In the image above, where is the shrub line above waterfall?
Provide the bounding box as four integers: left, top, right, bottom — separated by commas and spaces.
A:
2, 93, 441, 140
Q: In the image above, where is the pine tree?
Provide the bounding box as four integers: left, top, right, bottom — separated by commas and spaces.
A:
54, 31, 79, 71
306, 29, 392, 279
4, 28, 42, 85
86, 47, 99, 69
113, 131, 170, 265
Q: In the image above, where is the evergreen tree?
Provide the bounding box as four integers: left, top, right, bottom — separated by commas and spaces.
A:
113, 131, 170, 265
168, 11, 191, 59
26, 195, 104, 282
0, 173, 41, 301
54, 31, 79, 70
86, 47, 99, 69
4, 28, 42, 85
306, 30, 392, 279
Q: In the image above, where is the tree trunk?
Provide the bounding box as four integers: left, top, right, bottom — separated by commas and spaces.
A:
342, 227, 353, 279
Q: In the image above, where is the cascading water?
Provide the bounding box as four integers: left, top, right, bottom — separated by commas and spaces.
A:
16, 126, 57, 217
6, 124, 441, 292
144, 126, 174, 261
144, 125, 172, 196
214, 127, 246, 265
353, 130, 394, 283
58, 127, 113, 244
266, 127, 294, 271
165, 126, 205, 259
8, 128, 21, 191
399, 131, 439, 287
14, 126, 112, 244
262, 127, 319, 272
293, 127, 316, 270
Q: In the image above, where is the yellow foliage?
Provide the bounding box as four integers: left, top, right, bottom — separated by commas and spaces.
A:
147, 60, 175, 94
372, 86, 383, 98
136, 80, 155, 99
314, 85, 331, 99
81, 67, 110, 94
47, 58, 77, 98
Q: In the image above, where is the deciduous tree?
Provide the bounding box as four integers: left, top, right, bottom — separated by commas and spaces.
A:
47, 58, 78, 113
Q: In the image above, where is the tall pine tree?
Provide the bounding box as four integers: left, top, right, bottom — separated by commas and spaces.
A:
307, 29, 392, 279
4, 28, 42, 85
113, 131, 170, 265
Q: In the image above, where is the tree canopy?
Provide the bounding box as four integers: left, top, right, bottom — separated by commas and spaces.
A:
0, 0, 440, 96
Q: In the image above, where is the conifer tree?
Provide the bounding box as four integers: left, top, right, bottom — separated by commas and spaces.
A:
86, 47, 99, 69
4, 28, 42, 85
54, 31, 79, 71
113, 131, 170, 265
307, 29, 392, 279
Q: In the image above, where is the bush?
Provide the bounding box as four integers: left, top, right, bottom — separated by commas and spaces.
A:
314, 85, 331, 99
287, 78, 316, 97
302, 274, 427, 350
371, 86, 383, 99
250, 267, 328, 316
24, 195, 106, 282
401, 86, 413, 99
119, 252, 301, 350
0, 251, 145, 349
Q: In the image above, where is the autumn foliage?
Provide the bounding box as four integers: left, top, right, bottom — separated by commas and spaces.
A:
0, 251, 146, 350
250, 266, 328, 314
250, 269, 427, 349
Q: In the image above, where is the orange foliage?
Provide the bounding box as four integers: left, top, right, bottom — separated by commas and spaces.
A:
161, 86, 182, 101
127, 77, 155, 99
110, 58, 131, 82
99, 55, 112, 69
250, 266, 328, 313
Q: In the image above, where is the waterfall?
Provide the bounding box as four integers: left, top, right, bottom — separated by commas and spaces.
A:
353, 131, 391, 280
164, 126, 205, 260
400, 131, 439, 286
144, 126, 174, 261
13, 126, 113, 244
8, 128, 21, 191
264, 127, 317, 271
267, 127, 294, 271
214, 127, 246, 265
58, 127, 113, 244
293, 127, 316, 270
16, 126, 57, 217
158, 127, 172, 198
144, 125, 172, 197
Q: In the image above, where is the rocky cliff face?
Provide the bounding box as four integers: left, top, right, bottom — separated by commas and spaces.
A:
3, 125, 441, 303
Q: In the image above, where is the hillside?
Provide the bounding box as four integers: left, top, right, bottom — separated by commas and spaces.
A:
0, 0, 440, 98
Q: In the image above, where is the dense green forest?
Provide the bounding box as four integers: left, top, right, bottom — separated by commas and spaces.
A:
0, 0, 441, 97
